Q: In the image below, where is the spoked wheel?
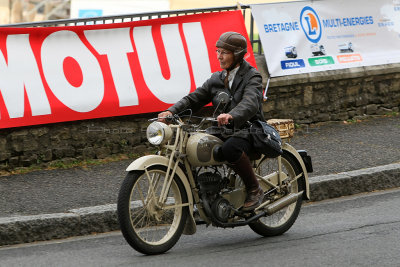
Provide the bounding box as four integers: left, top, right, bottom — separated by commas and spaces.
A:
117, 165, 189, 255
250, 152, 305, 236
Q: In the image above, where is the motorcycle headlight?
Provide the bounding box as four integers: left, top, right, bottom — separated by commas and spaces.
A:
146, 121, 173, 145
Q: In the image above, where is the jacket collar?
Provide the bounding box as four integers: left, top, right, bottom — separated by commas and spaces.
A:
230, 60, 250, 92
220, 60, 250, 81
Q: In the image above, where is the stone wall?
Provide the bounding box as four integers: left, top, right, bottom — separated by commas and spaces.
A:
1, 57, 399, 170
0, 116, 153, 171
253, 56, 400, 124
254, 55, 400, 124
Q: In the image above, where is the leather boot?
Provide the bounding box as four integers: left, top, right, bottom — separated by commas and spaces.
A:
231, 152, 264, 211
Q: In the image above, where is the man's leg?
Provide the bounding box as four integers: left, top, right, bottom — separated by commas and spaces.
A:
222, 137, 263, 211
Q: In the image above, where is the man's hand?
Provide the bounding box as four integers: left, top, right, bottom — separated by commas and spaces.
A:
158, 111, 173, 123
217, 113, 233, 126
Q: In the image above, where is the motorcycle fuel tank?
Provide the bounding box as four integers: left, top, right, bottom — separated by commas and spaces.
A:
186, 133, 224, 167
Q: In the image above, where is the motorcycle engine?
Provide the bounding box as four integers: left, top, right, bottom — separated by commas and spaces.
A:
197, 172, 224, 195
197, 172, 232, 222
211, 197, 231, 222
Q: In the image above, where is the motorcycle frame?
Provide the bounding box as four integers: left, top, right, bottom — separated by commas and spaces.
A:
126, 120, 310, 234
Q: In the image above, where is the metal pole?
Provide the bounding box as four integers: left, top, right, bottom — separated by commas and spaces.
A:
9, 0, 12, 23
263, 77, 270, 101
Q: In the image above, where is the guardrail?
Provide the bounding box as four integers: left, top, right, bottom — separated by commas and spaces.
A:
0, 4, 262, 54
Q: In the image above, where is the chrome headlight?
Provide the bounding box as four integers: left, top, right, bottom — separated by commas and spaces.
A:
146, 121, 173, 145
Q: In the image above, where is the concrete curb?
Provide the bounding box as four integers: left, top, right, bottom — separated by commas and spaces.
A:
309, 163, 400, 202
0, 204, 119, 246
1, 163, 400, 246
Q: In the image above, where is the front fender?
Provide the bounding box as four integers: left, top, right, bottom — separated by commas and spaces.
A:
282, 143, 310, 200
126, 155, 196, 234
126, 155, 176, 172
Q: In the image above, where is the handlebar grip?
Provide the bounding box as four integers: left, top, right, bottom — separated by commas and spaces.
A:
165, 115, 174, 123
225, 120, 234, 129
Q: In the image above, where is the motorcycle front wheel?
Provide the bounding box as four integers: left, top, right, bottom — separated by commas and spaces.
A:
250, 152, 305, 237
117, 165, 189, 255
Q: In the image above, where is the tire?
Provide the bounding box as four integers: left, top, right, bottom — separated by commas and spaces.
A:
249, 152, 305, 237
117, 165, 189, 255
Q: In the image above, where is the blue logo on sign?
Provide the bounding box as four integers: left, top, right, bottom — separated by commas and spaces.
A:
281, 59, 305, 70
79, 9, 103, 18
300, 6, 322, 43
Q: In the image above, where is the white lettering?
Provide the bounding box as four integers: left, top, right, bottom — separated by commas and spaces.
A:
182, 22, 212, 87
0, 34, 51, 119
134, 24, 191, 104
84, 28, 138, 107
315, 59, 328, 64
285, 62, 300, 67
41, 30, 104, 112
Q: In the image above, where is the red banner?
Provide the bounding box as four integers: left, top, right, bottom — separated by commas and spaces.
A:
0, 11, 256, 129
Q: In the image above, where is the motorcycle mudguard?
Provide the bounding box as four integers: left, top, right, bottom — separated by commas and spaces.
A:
282, 143, 311, 200
126, 155, 196, 235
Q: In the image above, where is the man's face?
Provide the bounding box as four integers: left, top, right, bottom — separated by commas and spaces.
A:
216, 48, 234, 70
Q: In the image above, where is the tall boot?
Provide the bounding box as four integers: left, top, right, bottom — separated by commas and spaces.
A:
231, 152, 264, 211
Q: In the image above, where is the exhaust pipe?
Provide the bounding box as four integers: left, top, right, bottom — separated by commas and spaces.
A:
265, 191, 303, 215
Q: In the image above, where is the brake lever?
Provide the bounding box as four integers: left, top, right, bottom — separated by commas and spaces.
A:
149, 115, 174, 123
165, 115, 174, 123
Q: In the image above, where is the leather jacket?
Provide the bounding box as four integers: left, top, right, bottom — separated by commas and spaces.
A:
167, 60, 264, 139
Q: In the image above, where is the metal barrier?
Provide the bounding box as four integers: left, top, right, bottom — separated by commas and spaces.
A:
0, 4, 262, 54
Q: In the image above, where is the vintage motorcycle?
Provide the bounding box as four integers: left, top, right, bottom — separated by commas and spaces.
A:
117, 94, 313, 255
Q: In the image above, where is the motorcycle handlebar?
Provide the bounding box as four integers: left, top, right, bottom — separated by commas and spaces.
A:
151, 115, 220, 130
151, 115, 175, 123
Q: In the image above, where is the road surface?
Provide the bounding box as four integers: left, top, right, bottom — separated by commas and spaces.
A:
1, 188, 400, 266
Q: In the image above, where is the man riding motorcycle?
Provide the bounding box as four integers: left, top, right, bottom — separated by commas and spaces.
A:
158, 31, 265, 211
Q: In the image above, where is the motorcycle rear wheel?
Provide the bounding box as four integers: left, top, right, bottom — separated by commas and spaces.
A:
250, 152, 305, 236
117, 166, 189, 255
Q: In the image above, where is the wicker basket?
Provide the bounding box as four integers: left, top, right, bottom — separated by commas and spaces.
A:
267, 119, 295, 139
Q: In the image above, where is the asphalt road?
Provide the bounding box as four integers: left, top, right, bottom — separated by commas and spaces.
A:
1, 115, 399, 218
1, 188, 400, 267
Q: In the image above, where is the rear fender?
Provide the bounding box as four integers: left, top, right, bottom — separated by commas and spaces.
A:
282, 143, 310, 200
126, 155, 196, 235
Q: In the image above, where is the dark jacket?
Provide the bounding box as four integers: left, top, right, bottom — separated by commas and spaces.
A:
168, 60, 264, 138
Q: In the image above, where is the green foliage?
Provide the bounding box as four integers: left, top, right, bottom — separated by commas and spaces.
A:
1, 154, 138, 176
385, 111, 399, 117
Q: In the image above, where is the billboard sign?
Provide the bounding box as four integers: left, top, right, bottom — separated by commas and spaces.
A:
251, 0, 400, 76
0, 11, 256, 128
